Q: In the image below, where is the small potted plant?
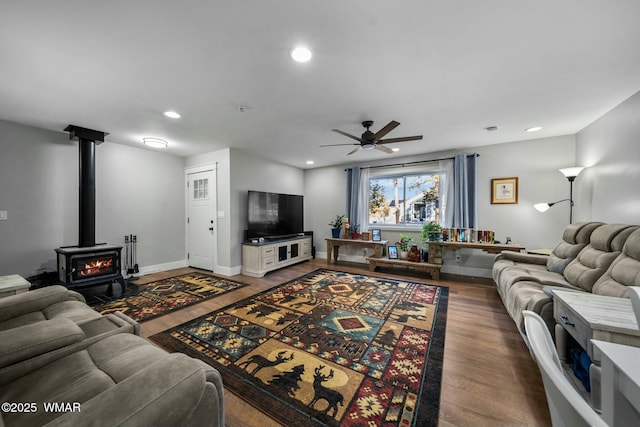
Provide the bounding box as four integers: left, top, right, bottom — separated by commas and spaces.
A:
421, 221, 443, 243
350, 223, 360, 240
329, 214, 345, 238
397, 233, 415, 258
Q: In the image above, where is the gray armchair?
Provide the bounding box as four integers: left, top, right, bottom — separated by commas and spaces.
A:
0, 333, 224, 427
0, 285, 103, 331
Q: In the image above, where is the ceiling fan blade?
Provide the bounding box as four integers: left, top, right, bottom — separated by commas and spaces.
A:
332, 129, 362, 142
320, 143, 360, 147
374, 144, 394, 154
347, 146, 363, 155
378, 135, 424, 144
374, 120, 400, 140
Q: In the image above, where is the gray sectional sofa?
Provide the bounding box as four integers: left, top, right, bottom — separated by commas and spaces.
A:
493, 222, 640, 334
0, 285, 224, 427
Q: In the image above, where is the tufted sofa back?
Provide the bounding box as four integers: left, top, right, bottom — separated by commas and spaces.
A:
592, 228, 640, 297
563, 224, 638, 292
546, 222, 603, 274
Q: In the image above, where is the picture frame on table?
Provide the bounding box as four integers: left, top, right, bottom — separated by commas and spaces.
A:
387, 245, 399, 259
491, 177, 518, 204
371, 229, 381, 241
360, 231, 372, 241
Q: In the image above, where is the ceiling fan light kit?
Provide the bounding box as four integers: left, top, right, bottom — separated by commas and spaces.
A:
322, 120, 423, 155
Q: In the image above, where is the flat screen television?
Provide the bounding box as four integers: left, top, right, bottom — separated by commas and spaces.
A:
247, 190, 304, 240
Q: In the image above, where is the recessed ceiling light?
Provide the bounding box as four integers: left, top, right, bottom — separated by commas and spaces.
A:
525, 126, 542, 132
143, 137, 168, 148
306, 160, 314, 165
391, 148, 400, 152
290, 46, 312, 63
164, 111, 181, 119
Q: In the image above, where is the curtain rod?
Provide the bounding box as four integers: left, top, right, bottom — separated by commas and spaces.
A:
345, 153, 479, 171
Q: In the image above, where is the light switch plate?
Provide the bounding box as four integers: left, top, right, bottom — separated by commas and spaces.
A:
0, 211, 7, 220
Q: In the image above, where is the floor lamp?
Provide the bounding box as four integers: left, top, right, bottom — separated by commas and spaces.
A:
534, 167, 585, 223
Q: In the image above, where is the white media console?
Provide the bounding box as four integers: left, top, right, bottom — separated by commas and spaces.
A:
241, 235, 312, 277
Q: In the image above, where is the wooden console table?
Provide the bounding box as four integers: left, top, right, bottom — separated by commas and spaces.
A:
326, 238, 388, 264
367, 257, 441, 280
427, 241, 525, 264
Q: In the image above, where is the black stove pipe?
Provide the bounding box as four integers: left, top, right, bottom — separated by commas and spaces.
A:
78, 138, 96, 247
64, 125, 108, 248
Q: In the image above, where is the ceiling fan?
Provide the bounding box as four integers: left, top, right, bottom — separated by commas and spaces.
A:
321, 120, 423, 155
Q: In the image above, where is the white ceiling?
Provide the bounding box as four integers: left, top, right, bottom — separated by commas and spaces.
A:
1, 1, 640, 169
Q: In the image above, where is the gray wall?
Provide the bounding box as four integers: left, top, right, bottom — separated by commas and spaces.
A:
575, 90, 640, 223
0, 119, 186, 278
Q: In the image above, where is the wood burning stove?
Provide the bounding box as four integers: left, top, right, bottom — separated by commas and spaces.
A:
56, 245, 125, 292
55, 125, 125, 293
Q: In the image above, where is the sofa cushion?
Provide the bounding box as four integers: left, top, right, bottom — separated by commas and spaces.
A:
0, 334, 170, 427
546, 222, 603, 274
564, 225, 638, 292
593, 228, 640, 297
0, 287, 101, 332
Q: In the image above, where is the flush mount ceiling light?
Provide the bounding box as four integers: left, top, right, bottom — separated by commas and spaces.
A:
164, 111, 181, 119
525, 126, 542, 132
143, 137, 168, 148
392, 148, 400, 152
306, 160, 314, 165
290, 46, 312, 63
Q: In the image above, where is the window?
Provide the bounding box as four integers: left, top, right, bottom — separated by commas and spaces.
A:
368, 167, 440, 227
193, 178, 209, 200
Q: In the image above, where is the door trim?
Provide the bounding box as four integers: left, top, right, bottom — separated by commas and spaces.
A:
185, 163, 218, 271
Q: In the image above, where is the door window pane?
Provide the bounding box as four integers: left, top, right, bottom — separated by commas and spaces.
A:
193, 179, 209, 200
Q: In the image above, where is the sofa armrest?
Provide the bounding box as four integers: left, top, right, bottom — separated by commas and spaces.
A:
0, 286, 83, 322
43, 354, 224, 427
494, 251, 549, 265
0, 318, 84, 369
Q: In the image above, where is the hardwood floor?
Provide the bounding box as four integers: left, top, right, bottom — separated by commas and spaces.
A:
136, 260, 551, 427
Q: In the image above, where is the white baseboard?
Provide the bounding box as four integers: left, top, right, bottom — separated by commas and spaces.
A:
316, 251, 368, 265
215, 265, 242, 277
120, 260, 246, 278
317, 251, 492, 278
441, 265, 492, 278
122, 259, 187, 277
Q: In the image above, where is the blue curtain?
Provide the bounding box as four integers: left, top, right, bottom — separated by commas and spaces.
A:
346, 167, 361, 226
452, 154, 478, 228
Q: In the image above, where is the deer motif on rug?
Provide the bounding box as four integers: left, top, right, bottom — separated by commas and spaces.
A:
308, 365, 344, 418
237, 351, 294, 376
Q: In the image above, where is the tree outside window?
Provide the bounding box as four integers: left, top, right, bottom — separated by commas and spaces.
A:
368, 172, 439, 226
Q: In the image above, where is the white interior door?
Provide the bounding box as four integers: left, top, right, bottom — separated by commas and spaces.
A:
187, 169, 216, 270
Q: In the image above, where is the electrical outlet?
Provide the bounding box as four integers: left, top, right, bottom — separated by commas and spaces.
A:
455, 254, 462, 263
0, 211, 7, 221
363, 248, 368, 256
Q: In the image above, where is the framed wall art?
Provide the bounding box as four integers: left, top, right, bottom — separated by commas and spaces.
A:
491, 177, 518, 204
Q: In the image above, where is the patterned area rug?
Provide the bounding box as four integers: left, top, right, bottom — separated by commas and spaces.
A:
150, 269, 448, 427
93, 272, 246, 322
